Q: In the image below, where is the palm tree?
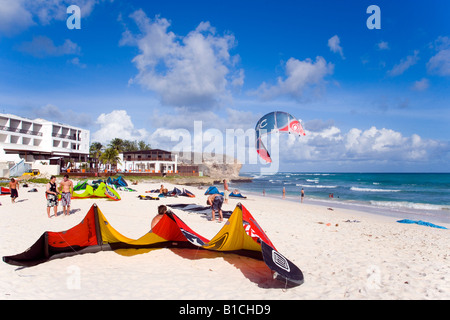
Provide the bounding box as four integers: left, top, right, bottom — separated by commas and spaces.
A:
89, 142, 103, 173
99, 147, 121, 171
138, 140, 151, 150
123, 140, 138, 152
109, 138, 124, 153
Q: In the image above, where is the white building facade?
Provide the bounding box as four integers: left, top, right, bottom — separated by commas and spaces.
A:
117, 149, 178, 174
0, 113, 90, 164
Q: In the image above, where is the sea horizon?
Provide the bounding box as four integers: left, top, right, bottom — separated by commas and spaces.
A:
230, 172, 450, 225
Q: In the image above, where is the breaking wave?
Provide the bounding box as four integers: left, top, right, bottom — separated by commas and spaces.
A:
370, 201, 450, 211
351, 187, 400, 193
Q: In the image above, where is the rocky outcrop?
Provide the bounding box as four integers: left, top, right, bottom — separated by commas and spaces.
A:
176, 152, 243, 178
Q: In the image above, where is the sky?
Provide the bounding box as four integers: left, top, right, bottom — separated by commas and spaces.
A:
0, 0, 449, 172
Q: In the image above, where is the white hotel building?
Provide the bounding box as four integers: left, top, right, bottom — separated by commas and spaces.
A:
0, 113, 90, 167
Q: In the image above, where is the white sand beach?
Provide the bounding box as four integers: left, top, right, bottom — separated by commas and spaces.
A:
1, 179, 449, 300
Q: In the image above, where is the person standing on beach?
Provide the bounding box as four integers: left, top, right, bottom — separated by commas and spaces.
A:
301, 188, 305, 203
207, 194, 224, 222
223, 179, 230, 204
9, 178, 19, 203
59, 174, 73, 216
282, 187, 286, 199
46, 176, 59, 218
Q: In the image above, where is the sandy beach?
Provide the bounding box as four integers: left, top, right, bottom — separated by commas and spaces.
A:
1, 179, 449, 300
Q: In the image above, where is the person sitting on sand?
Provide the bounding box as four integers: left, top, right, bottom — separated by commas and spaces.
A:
151, 205, 172, 229
206, 194, 224, 222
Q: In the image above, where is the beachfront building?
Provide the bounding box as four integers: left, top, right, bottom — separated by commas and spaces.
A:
0, 113, 90, 176
118, 149, 178, 174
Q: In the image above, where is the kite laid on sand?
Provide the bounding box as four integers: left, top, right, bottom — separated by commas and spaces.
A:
3, 203, 304, 287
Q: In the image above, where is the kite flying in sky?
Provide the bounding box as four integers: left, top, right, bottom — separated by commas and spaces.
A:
255, 111, 306, 163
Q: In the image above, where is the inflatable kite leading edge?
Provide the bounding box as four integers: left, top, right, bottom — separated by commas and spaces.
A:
255, 111, 306, 163
3, 203, 304, 287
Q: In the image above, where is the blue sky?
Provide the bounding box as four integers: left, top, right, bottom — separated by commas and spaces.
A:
0, 0, 449, 172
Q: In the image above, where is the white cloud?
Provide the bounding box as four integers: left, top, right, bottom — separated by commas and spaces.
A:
282, 125, 448, 166
328, 35, 344, 58
69, 57, 87, 68
31, 104, 92, 128
122, 10, 243, 108
412, 78, 429, 91
388, 50, 419, 76
92, 110, 150, 144
0, 0, 103, 36
377, 41, 389, 50
90, 108, 449, 170
18, 36, 80, 58
0, 0, 35, 36
426, 36, 450, 76
253, 56, 334, 101
427, 49, 450, 76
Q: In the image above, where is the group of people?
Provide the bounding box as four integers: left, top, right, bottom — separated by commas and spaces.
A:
263, 187, 305, 203
150, 179, 230, 227
150, 196, 222, 229
46, 174, 74, 218
6, 175, 73, 218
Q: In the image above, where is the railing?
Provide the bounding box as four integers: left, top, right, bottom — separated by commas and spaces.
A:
124, 156, 174, 161
0, 126, 43, 136
51, 133, 79, 140
9, 159, 31, 177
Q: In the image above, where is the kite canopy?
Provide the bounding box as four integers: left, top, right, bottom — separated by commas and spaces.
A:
204, 186, 246, 198
204, 186, 224, 196
255, 111, 305, 163
3, 203, 304, 287
107, 176, 128, 188
0, 187, 10, 195
72, 182, 121, 201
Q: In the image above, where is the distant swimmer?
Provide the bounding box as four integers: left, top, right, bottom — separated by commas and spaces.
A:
301, 188, 304, 203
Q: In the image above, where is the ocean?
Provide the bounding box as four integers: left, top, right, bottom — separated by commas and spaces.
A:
230, 173, 450, 224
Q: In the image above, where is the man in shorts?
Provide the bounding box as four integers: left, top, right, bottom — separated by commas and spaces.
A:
206, 194, 224, 222
9, 178, 19, 203
59, 174, 73, 216
223, 179, 230, 204
46, 176, 59, 218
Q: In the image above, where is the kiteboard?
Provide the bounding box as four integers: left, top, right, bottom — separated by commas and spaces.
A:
261, 240, 304, 287
138, 195, 160, 200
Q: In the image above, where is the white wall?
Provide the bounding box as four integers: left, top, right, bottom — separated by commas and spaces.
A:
32, 163, 60, 177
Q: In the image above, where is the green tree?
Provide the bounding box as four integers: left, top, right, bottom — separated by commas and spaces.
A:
138, 140, 151, 150
123, 140, 138, 152
109, 138, 124, 152
99, 147, 121, 171
89, 142, 103, 173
